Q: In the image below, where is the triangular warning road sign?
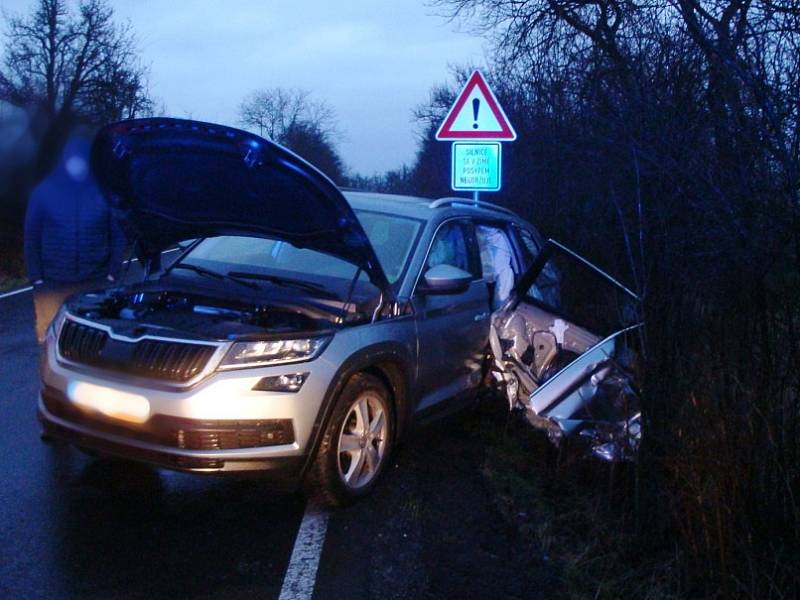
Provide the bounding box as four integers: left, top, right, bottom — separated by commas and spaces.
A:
436, 70, 516, 141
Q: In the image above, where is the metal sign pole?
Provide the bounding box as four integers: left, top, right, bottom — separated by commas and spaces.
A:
473, 190, 479, 205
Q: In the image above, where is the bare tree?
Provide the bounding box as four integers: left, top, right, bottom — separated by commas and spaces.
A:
0, 0, 152, 123
237, 87, 337, 142
281, 120, 346, 183
237, 87, 345, 182
0, 0, 152, 177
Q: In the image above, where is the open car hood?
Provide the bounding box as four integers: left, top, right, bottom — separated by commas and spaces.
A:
91, 118, 392, 296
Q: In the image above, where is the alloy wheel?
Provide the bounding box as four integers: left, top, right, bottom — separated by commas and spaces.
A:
336, 391, 388, 490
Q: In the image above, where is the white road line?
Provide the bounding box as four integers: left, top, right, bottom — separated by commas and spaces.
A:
278, 499, 330, 600
0, 286, 33, 300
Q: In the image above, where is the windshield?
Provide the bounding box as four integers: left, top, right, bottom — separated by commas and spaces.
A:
177, 209, 421, 286
355, 210, 422, 282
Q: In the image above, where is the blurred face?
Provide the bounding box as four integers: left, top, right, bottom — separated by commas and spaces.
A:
65, 155, 89, 180
61, 133, 92, 181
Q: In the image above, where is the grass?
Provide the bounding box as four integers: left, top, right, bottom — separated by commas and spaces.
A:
0, 274, 29, 292
469, 397, 679, 599
0, 240, 26, 292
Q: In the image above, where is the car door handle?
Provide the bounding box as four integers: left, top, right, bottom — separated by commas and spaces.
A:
474, 312, 489, 322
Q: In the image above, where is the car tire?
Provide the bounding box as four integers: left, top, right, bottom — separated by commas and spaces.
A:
306, 372, 393, 506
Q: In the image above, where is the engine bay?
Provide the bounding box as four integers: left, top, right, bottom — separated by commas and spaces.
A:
65, 284, 338, 341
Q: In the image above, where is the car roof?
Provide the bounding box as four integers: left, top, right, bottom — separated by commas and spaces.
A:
342, 190, 524, 224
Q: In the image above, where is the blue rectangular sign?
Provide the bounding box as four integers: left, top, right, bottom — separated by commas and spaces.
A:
451, 142, 502, 192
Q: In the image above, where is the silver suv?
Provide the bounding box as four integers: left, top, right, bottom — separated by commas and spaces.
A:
38, 118, 640, 504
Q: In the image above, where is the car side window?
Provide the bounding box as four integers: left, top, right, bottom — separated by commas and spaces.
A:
509, 226, 560, 307
475, 223, 517, 308
512, 226, 541, 271
425, 220, 481, 279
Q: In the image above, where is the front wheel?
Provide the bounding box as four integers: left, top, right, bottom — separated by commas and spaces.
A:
306, 373, 393, 506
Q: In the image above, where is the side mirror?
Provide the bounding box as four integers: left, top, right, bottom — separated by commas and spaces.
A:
417, 264, 472, 295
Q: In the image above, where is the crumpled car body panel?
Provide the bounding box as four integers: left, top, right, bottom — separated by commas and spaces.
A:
490, 240, 642, 461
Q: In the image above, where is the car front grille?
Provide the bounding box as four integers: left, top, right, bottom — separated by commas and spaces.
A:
129, 338, 216, 382
58, 319, 216, 382
58, 319, 108, 365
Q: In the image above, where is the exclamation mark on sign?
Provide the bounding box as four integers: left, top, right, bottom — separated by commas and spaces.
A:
472, 98, 480, 129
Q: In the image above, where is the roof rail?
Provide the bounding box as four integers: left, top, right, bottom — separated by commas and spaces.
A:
428, 197, 516, 216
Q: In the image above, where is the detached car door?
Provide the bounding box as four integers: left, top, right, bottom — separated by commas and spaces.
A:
413, 219, 490, 413
489, 240, 643, 461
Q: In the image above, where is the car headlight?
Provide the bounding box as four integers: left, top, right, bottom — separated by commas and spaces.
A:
218, 337, 330, 370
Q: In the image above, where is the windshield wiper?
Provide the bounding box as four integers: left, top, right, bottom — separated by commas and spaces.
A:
228, 271, 339, 299
173, 263, 259, 290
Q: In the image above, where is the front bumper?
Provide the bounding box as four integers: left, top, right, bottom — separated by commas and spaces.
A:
38, 391, 306, 477
39, 325, 339, 478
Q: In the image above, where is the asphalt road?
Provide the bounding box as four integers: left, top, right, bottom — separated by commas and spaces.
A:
0, 276, 552, 599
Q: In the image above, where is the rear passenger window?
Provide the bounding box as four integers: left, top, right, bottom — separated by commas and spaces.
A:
426, 221, 481, 279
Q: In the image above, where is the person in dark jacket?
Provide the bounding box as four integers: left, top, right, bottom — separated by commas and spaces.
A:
24, 133, 125, 342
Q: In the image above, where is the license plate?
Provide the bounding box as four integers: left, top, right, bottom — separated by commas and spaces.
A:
67, 381, 150, 424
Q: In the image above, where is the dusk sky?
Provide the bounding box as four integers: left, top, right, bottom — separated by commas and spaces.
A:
1, 0, 488, 175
